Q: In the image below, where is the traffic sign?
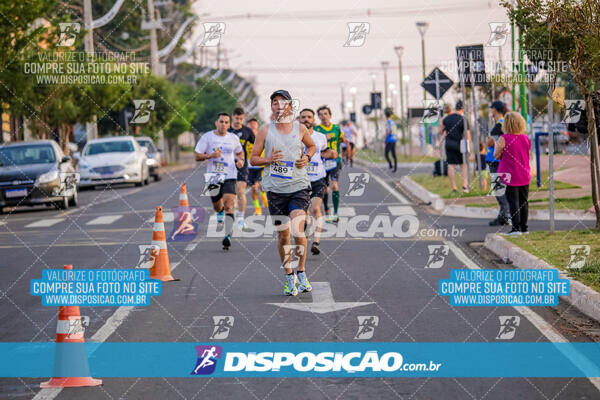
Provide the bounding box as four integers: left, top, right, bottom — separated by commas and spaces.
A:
362, 104, 373, 115
420, 67, 454, 100
456, 44, 486, 87
370, 92, 382, 110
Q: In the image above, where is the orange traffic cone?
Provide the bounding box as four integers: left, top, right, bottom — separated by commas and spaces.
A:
150, 206, 178, 281
179, 183, 190, 208
40, 265, 102, 388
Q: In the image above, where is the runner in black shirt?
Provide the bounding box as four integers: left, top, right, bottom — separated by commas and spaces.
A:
229, 107, 255, 229
441, 102, 468, 193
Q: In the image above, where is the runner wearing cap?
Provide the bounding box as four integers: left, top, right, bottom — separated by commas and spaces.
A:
250, 90, 317, 296
299, 108, 338, 255
314, 105, 348, 223
195, 112, 244, 250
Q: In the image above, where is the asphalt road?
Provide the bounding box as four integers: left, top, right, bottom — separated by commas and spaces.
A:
0, 161, 598, 400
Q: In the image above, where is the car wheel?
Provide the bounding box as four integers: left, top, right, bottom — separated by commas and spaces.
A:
56, 196, 69, 210
68, 189, 78, 207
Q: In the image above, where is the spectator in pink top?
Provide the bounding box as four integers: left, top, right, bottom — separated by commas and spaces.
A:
494, 112, 531, 236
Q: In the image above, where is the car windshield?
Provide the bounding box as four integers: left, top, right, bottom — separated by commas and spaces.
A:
0, 145, 56, 166
85, 140, 134, 155
136, 139, 156, 153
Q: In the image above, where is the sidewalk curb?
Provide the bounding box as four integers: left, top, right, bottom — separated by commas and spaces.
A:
398, 175, 596, 221
484, 233, 600, 323
398, 176, 445, 210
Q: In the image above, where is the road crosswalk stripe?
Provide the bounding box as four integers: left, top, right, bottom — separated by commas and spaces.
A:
25, 218, 65, 228
388, 206, 416, 216
86, 215, 123, 225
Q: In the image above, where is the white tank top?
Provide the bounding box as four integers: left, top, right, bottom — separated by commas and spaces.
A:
261, 121, 310, 194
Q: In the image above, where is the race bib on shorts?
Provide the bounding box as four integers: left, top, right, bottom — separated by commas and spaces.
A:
306, 162, 319, 176
210, 161, 228, 174
270, 160, 294, 179
323, 158, 337, 171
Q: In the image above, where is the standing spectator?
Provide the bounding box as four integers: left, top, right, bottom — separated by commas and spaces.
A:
441, 102, 469, 193
494, 112, 531, 236
487, 100, 510, 226
384, 108, 398, 172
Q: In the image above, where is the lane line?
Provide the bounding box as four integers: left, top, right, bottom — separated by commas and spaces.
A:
32, 261, 181, 400
86, 215, 123, 225
25, 219, 65, 228
445, 240, 600, 392
337, 207, 356, 217
185, 242, 198, 251
369, 173, 409, 204
388, 205, 416, 216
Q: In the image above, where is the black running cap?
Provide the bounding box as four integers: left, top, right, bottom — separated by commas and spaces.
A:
270, 89, 292, 101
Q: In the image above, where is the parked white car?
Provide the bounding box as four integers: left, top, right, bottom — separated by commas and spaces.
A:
77, 136, 150, 188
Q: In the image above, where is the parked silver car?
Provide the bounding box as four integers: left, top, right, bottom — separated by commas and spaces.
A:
77, 136, 150, 188
135, 137, 162, 181
0, 140, 78, 212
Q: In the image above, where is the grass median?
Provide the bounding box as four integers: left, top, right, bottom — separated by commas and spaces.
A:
357, 148, 438, 164
411, 171, 578, 199
505, 230, 600, 293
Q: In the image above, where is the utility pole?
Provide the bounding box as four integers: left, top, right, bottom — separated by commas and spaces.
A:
83, 0, 98, 141
416, 21, 430, 145
382, 61, 390, 109
148, 0, 160, 75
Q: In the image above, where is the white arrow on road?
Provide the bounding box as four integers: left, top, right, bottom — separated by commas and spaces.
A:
267, 282, 374, 314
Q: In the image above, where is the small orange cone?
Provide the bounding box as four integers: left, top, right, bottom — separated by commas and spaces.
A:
150, 206, 178, 281
179, 183, 190, 208
40, 265, 102, 388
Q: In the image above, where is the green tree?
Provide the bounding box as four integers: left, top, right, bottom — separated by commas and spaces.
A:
505, 0, 600, 228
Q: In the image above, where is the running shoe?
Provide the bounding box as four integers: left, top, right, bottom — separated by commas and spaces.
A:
296, 271, 312, 292
237, 217, 246, 230
311, 241, 321, 255
502, 229, 522, 236
222, 235, 231, 250
284, 274, 298, 296
333, 213, 339, 223
254, 207, 262, 216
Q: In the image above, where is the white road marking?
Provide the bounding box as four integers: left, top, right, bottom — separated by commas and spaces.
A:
337, 207, 356, 217
33, 261, 181, 400
146, 211, 174, 223
25, 219, 65, 228
185, 242, 198, 251
86, 215, 123, 225
268, 281, 373, 314
445, 240, 600, 392
370, 173, 409, 204
388, 205, 416, 216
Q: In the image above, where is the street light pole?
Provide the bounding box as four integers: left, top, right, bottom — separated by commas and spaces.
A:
382, 61, 390, 109
404, 74, 411, 157
83, 0, 98, 141
395, 46, 405, 155
416, 21, 430, 145
371, 73, 380, 146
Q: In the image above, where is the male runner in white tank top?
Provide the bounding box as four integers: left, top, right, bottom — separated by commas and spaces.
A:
250, 90, 317, 296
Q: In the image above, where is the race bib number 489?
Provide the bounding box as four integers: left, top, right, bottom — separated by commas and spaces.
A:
270, 160, 294, 179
